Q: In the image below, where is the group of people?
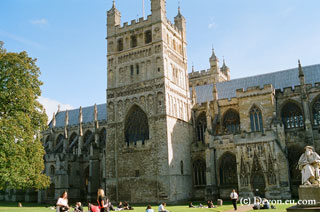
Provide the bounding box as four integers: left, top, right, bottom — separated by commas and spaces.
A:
253, 198, 275, 210
188, 200, 216, 208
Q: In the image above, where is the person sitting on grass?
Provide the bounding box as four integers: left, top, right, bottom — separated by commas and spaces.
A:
189, 202, 195, 208
56, 191, 70, 212
146, 205, 154, 212
158, 202, 169, 212
252, 199, 261, 210
74, 202, 83, 212
262, 199, 270, 209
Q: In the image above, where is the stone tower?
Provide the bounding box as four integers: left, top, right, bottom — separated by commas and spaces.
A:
105, 0, 192, 203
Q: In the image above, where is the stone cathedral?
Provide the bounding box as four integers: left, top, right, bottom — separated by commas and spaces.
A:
2, 0, 320, 204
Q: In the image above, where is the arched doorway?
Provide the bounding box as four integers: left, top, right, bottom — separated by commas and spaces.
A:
251, 173, 266, 197
251, 154, 266, 197
219, 152, 238, 188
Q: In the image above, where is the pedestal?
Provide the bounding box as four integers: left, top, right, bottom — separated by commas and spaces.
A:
287, 185, 320, 212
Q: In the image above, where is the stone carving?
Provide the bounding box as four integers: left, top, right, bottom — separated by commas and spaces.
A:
298, 146, 320, 185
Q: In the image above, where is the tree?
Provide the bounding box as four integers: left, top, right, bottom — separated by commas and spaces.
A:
0, 42, 50, 190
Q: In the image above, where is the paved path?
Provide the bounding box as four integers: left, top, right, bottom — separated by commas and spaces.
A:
224, 204, 252, 212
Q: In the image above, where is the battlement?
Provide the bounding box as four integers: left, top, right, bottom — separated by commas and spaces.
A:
189, 69, 212, 78
114, 15, 153, 34
236, 84, 274, 98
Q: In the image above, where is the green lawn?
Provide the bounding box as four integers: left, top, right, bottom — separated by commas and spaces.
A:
0, 201, 234, 212
246, 204, 295, 212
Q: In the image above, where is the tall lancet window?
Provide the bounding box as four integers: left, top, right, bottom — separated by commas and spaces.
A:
281, 102, 304, 129
125, 105, 149, 146
250, 106, 264, 132
313, 97, 320, 126
196, 112, 207, 143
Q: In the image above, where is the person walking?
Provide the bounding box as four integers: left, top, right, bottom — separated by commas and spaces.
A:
230, 189, 238, 211
56, 191, 70, 212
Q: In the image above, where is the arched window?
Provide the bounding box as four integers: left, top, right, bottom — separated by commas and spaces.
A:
50, 165, 55, 176
99, 128, 107, 148
223, 109, 240, 134
313, 97, 320, 126
130, 35, 137, 48
196, 112, 207, 143
193, 160, 206, 186
219, 152, 238, 187
281, 102, 304, 129
145, 30, 152, 44
250, 106, 264, 132
125, 105, 149, 145
117, 38, 123, 51
55, 134, 64, 153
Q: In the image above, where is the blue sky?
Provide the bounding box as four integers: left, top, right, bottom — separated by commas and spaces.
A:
1, 0, 320, 120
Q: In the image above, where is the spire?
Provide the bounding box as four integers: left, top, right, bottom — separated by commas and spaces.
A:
94, 104, 98, 122
79, 106, 83, 136
210, 47, 218, 62
177, 1, 181, 16
298, 59, 304, 77
65, 110, 69, 139
112, 0, 115, 8
192, 63, 195, 73
52, 112, 56, 128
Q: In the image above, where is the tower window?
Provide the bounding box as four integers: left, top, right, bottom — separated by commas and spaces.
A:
130, 65, 134, 76
250, 106, 264, 132
158, 67, 161, 72
145, 30, 152, 44
117, 38, 123, 51
131, 35, 137, 48
136, 64, 140, 75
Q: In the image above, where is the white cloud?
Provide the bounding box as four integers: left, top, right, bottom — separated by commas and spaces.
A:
38, 96, 74, 123
208, 18, 218, 29
29, 18, 48, 26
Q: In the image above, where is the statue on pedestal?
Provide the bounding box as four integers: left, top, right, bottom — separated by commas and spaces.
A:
298, 146, 320, 185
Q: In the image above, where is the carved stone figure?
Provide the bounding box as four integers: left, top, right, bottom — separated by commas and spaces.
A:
298, 146, 320, 185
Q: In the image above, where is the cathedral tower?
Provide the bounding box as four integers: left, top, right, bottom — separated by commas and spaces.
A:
105, 0, 192, 203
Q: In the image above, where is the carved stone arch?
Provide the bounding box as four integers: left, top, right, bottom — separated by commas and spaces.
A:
139, 95, 146, 106
222, 108, 240, 134
108, 102, 115, 121
280, 100, 304, 129
156, 92, 164, 114
125, 104, 149, 145
196, 111, 207, 143
147, 94, 154, 114
311, 94, 320, 126
251, 152, 267, 197
117, 100, 124, 119
218, 151, 238, 188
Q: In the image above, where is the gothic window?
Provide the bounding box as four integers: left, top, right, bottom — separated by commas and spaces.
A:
281, 102, 304, 129
99, 128, 107, 148
50, 165, 55, 176
83, 130, 94, 153
193, 160, 206, 186
55, 134, 64, 153
125, 105, 149, 145
130, 65, 134, 76
312, 97, 320, 126
223, 109, 240, 134
180, 160, 184, 175
219, 152, 238, 187
196, 112, 207, 143
145, 30, 152, 44
117, 38, 123, 51
130, 35, 137, 48
250, 106, 264, 132
136, 64, 140, 75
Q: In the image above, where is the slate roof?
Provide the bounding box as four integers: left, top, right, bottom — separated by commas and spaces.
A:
192, 64, 320, 103
49, 103, 107, 128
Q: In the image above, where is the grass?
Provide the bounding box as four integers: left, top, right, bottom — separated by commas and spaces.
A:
0, 201, 234, 212
246, 204, 295, 212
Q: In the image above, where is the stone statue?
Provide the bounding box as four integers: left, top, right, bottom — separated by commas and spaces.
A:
298, 146, 320, 185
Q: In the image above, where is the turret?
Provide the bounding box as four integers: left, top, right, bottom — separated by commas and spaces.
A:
209, 48, 219, 72
298, 60, 305, 86
221, 58, 230, 81
174, 4, 186, 39
107, 0, 121, 36
151, 0, 166, 21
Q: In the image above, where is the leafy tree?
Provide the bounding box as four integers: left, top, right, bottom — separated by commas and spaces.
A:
0, 42, 50, 190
